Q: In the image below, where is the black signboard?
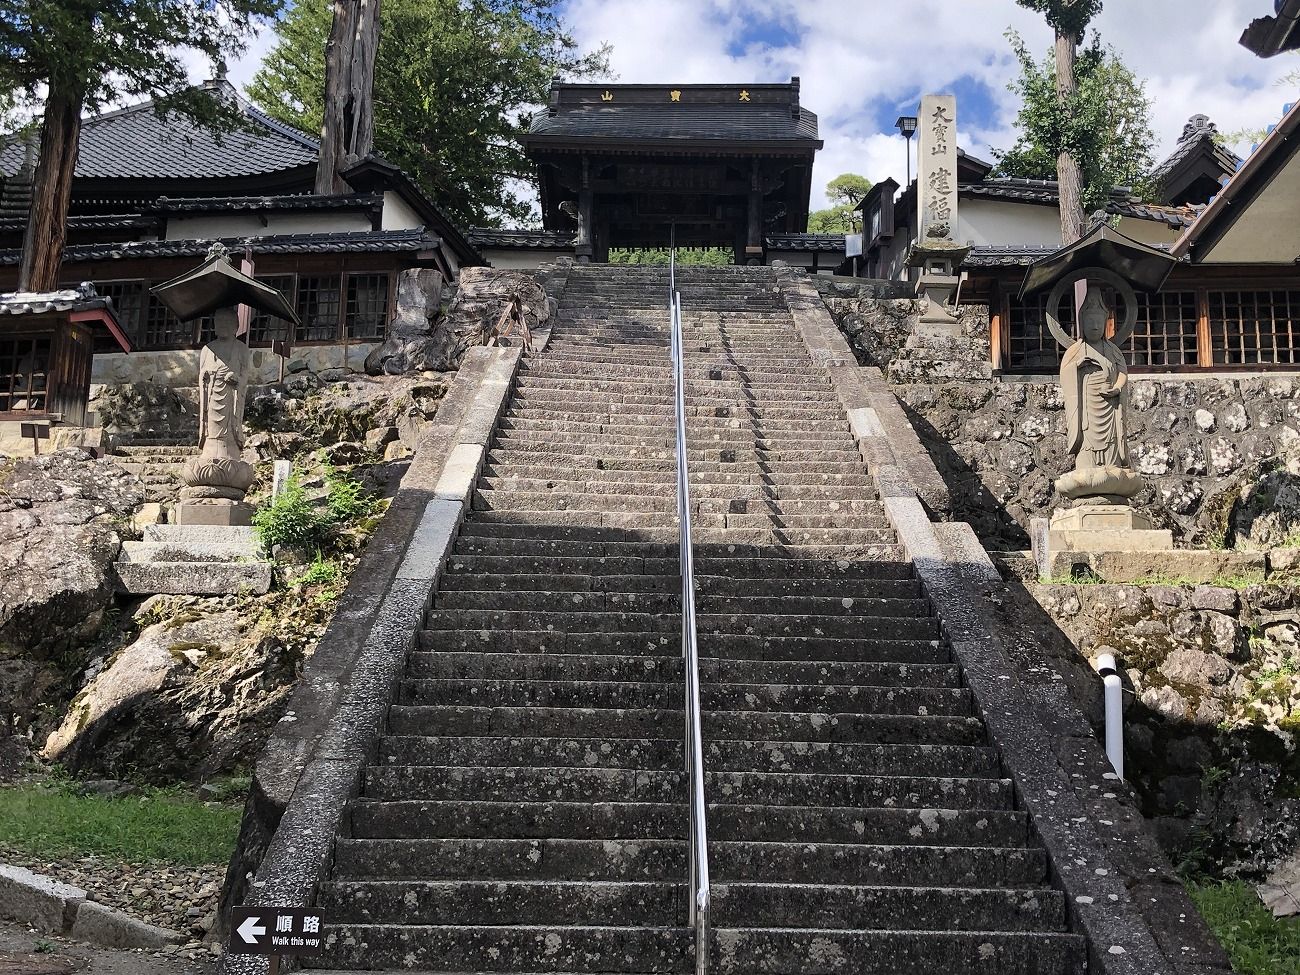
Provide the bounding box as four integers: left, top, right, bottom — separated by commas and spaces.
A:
229, 906, 325, 957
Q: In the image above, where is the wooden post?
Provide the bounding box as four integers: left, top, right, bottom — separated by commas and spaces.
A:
18, 78, 85, 291
316, 0, 382, 195
746, 159, 762, 266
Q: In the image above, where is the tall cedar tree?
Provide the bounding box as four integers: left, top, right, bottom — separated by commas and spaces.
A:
0, 0, 281, 290
250, 0, 610, 228
995, 32, 1155, 219
1014, 0, 1103, 242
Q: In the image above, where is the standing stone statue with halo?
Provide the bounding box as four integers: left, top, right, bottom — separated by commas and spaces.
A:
151, 243, 300, 526
1021, 224, 1177, 558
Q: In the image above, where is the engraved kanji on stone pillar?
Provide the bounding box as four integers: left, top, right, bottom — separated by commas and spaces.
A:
917, 95, 958, 243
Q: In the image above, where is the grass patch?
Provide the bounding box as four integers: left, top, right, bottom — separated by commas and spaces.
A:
1041, 571, 1267, 589
1189, 881, 1300, 975
0, 783, 240, 866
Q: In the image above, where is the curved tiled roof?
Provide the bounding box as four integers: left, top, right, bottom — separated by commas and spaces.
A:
469, 228, 577, 250
0, 82, 318, 181
1151, 115, 1242, 187
528, 104, 820, 145
766, 233, 846, 252
154, 193, 383, 213
0, 230, 441, 266
961, 178, 1198, 229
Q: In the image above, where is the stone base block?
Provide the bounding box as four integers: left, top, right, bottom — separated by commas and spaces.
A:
175, 501, 254, 526
113, 560, 272, 596
1046, 549, 1267, 584
145, 524, 257, 546
1048, 504, 1173, 556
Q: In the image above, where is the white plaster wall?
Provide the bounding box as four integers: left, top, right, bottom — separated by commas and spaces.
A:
958, 199, 1064, 247
92, 343, 382, 385
1115, 216, 1183, 248
381, 192, 423, 231
163, 212, 373, 240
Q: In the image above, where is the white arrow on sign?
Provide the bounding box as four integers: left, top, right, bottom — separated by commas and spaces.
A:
237, 915, 266, 945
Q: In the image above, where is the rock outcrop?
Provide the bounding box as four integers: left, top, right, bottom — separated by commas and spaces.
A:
0, 450, 144, 660
44, 602, 304, 782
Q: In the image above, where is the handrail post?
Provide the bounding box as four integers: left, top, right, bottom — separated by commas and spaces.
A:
668, 237, 709, 975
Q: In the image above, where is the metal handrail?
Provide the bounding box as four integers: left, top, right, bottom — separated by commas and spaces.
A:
669, 237, 710, 975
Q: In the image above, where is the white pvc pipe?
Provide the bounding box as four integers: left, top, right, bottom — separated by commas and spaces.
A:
1094, 653, 1124, 780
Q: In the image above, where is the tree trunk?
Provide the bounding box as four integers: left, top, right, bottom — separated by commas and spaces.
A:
18, 79, 84, 292
1054, 29, 1086, 244
316, 0, 382, 195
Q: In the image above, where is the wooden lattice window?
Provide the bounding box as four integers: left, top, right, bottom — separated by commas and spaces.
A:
143, 292, 196, 348
0, 336, 51, 414
249, 275, 297, 346
1208, 289, 1300, 366
1127, 291, 1199, 368
295, 275, 342, 343
1006, 289, 1199, 371
345, 273, 390, 340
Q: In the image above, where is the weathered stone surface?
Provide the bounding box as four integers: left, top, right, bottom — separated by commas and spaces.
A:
43, 607, 299, 781
363, 269, 447, 375
0, 450, 143, 660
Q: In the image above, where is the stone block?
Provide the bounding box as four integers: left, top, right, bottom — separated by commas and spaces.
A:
145, 524, 257, 546
397, 499, 463, 582
0, 864, 84, 932
434, 443, 484, 505
131, 502, 165, 532
1047, 549, 1267, 584
113, 560, 272, 596
70, 899, 181, 949
175, 501, 254, 527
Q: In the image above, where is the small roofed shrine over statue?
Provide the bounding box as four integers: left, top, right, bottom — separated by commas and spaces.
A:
521, 79, 823, 263
151, 243, 299, 526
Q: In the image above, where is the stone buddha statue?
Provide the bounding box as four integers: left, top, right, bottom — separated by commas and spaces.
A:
1054, 283, 1143, 503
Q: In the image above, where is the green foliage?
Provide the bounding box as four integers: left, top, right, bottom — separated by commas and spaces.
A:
1015, 0, 1102, 39
0, 0, 279, 118
607, 248, 733, 266
291, 552, 342, 588
326, 468, 380, 523
1188, 881, 1300, 975
994, 31, 1157, 212
252, 477, 323, 555
249, 0, 610, 227
808, 173, 872, 234
0, 783, 240, 866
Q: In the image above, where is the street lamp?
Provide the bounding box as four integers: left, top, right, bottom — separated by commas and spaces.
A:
896, 115, 918, 186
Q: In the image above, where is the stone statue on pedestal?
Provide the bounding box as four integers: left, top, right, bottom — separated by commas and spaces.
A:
179, 306, 256, 521
151, 244, 299, 526
1047, 271, 1145, 505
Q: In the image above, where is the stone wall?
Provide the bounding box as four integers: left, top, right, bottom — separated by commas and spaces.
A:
823, 283, 1300, 550
1000, 565, 1300, 878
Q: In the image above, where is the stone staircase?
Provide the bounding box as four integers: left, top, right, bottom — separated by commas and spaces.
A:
108, 441, 197, 503
305, 265, 1085, 973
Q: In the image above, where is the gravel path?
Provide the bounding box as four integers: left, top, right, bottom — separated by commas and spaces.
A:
0, 917, 216, 973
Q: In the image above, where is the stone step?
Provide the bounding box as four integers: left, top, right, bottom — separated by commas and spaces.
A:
374, 736, 990, 776
483, 454, 867, 475
349, 797, 1023, 846
478, 466, 876, 490
477, 476, 879, 500
469, 492, 886, 522
431, 589, 925, 619
397, 678, 971, 717
489, 439, 862, 461
442, 555, 913, 581
422, 609, 934, 640
415, 630, 946, 665
437, 573, 920, 599
515, 376, 834, 398
450, 531, 902, 559
455, 519, 899, 548
330, 838, 1048, 887
385, 707, 984, 747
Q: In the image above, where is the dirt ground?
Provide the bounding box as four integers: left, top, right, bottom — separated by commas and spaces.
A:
0, 919, 216, 974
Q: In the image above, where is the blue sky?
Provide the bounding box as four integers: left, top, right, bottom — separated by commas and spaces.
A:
220, 0, 1300, 213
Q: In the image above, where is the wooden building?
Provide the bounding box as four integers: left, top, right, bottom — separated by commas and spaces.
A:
0, 76, 482, 382
0, 286, 130, 433
520, 80, 823, 263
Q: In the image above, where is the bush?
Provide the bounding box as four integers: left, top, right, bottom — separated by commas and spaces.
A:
252, 477, 324, 555
325, 468, 379, 522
